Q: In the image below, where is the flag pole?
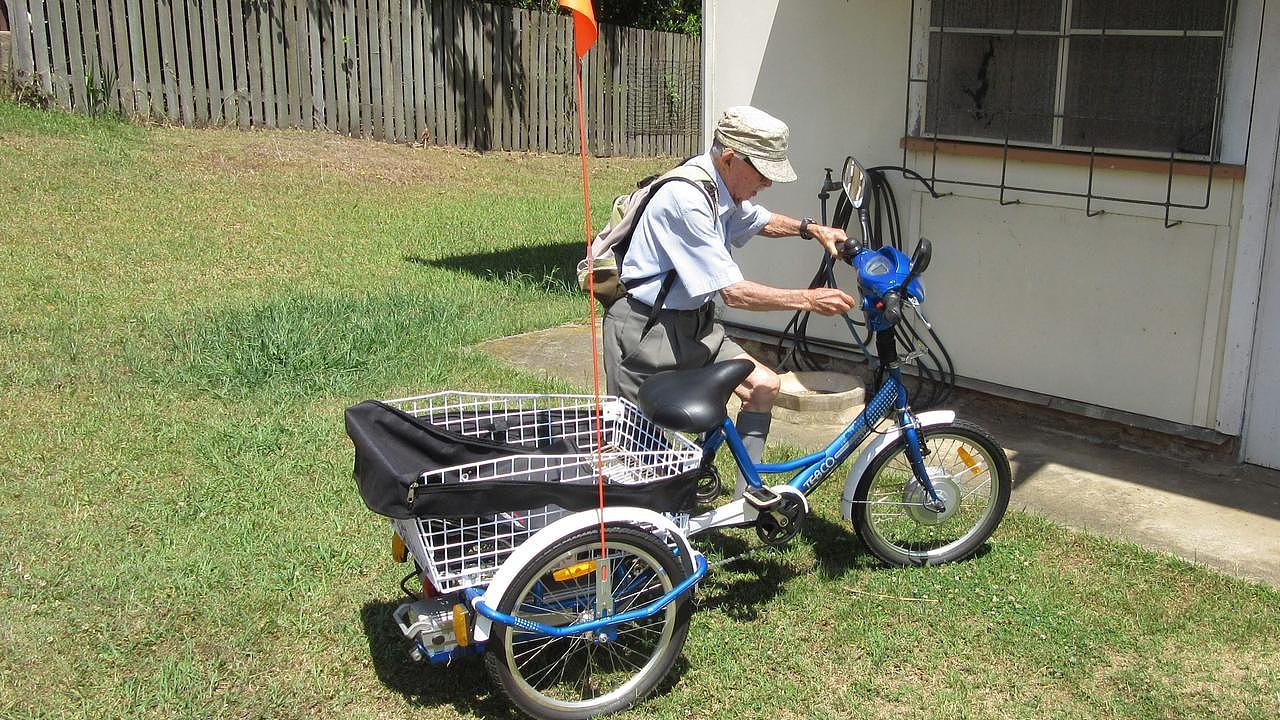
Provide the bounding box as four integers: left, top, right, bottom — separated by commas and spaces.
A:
560, 0, 609, 581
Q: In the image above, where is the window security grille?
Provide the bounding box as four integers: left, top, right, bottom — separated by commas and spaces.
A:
904, 0, 1250, 225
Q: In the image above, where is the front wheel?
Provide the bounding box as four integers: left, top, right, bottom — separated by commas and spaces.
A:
852, 421, 1011, 566
483, 525, 694, 720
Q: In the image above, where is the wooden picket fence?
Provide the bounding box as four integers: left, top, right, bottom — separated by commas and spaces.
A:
4, 0, 702, 156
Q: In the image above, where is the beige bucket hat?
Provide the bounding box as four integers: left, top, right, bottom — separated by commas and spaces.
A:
713, 105, 797, 183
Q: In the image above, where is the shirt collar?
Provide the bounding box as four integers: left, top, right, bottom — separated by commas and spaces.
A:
694, 152, 737, 220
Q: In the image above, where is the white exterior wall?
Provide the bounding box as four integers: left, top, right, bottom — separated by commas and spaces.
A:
705, 0, 1278, 439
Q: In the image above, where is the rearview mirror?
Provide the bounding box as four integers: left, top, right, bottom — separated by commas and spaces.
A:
911, 238, 932, 275
841, 156, 868, 210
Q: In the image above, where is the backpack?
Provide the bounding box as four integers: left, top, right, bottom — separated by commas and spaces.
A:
576, 162, 717, 314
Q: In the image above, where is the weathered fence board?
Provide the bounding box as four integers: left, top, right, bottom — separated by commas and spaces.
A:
44, 0, 70, 106
112, 0, 136, 115
411, 0, 425, 141
27, 0, 49, 94
140, 0, 161, 116
174, 3, 192, 121
8, 0, 701, 157
197, 1, 218, 122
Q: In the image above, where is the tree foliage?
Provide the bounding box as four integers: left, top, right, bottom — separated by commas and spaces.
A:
492, 1, 701, 35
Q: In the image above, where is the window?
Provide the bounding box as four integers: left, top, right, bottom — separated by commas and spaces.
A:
918, 0, 1231, 158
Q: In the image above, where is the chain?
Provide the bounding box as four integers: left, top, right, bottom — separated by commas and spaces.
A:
703, 543, 785, 570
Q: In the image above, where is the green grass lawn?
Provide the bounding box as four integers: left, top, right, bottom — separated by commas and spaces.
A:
1, 99, 1277, 720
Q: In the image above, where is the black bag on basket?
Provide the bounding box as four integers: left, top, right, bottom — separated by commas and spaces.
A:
344, 400, 696, 519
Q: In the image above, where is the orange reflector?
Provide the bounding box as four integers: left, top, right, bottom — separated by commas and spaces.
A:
957, 448, 981, 476
391, 532, 408, 563
452, 604, 470, 647
552, 560, 598, 582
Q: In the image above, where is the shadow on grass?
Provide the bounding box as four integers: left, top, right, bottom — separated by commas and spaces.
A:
691, 531, 797, 621
361, 595, 693, 717
405, 240, 583, 290
360, 599, 514, 718
805, 511, 996, 573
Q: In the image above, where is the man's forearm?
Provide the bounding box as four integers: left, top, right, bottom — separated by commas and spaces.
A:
760, 213, 846, 257
760, 213, 803, 238
720, 280, 812, 311
721, 281, 856, 316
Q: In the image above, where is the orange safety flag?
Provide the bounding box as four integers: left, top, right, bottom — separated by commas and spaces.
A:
559, 0, 598, 59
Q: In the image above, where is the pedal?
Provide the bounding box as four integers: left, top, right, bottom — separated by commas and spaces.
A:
743, 485, 781, 510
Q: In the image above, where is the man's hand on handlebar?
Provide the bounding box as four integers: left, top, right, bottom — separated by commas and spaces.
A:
837, 238, 864, 263
806, 287, 857, 316
810, 224, 847, 258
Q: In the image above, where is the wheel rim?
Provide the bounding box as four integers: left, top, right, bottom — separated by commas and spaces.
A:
502, 539, 678, 713
864, 432, 1000, 558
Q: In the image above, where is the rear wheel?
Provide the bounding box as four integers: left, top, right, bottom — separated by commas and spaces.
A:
852, 421, 1011, 566
483, 526, 693, 720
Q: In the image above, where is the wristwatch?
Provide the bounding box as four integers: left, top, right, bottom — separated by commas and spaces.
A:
799, 217, 816, 240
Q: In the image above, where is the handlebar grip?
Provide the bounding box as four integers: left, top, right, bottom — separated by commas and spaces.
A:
880, 291, 903, 327
839, 239, 863, 264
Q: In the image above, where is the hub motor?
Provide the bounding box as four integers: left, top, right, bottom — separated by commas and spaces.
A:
902, 467, 962, 525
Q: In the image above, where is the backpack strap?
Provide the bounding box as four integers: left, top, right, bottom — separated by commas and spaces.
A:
618, 166, 716, 335
624, 173, 714, 336
613, 171, 717, 266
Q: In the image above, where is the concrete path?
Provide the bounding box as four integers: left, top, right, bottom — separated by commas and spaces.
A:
479, 323, 1280, 586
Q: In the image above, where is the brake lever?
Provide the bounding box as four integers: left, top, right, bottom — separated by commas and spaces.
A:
909, 297, 933, 330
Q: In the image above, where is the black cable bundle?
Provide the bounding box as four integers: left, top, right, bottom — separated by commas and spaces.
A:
774, 166, 957, 410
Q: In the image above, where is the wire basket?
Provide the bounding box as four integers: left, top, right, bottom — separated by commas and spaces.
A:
385, 392, 699, 592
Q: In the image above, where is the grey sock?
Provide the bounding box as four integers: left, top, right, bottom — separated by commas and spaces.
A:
734, 411, 772, 498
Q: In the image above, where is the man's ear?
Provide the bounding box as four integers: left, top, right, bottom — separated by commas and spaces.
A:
713, 146, 736, 170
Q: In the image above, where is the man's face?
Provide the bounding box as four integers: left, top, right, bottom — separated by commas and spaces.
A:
724, 151, 773, 204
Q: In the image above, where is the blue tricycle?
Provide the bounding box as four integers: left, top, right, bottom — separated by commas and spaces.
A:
349, 156, 1012, 720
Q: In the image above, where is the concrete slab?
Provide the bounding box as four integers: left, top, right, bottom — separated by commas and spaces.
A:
478, 322, 1280, 586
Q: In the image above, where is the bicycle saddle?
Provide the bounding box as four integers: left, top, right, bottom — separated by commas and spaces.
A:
636, 359, 754, 433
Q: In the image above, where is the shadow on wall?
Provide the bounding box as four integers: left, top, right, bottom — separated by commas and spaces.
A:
740, 1, 912, 191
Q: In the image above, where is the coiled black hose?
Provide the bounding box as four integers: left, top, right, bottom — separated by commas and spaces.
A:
774, 166, 956, 409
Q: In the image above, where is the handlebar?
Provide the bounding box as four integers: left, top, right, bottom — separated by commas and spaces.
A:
837, 237, 929, 332
838, 238, 863, 264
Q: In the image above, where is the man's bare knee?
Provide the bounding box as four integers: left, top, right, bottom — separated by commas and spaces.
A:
735, 355, 779, 412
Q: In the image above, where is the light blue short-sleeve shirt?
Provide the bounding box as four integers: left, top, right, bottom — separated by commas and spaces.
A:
621, 153, 772, 310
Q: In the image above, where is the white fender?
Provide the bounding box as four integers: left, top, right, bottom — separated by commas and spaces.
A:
470, 506, 698, 643
839, 410, 955, 522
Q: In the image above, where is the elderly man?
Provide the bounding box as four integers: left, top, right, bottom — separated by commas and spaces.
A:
603, 105, 855, 497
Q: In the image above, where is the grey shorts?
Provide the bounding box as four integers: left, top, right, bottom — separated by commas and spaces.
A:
602, 295, 746, 401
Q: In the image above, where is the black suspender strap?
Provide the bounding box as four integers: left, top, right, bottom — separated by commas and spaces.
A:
641, 270, 678, 337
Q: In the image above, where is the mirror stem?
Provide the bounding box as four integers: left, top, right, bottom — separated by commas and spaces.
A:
859, 209, 873, 250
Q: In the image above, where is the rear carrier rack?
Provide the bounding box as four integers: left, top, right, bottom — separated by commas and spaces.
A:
382, 392, 699, 593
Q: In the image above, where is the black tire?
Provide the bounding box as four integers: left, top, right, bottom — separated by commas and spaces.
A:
483, 525, 693, 720
852, 421, 1011, 566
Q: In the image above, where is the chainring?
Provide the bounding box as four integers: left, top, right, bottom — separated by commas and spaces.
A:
755, 494, 806, 546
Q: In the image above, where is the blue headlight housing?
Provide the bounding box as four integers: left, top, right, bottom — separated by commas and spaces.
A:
855, 247, 925, 303
854, 247, 926, 332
